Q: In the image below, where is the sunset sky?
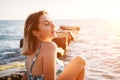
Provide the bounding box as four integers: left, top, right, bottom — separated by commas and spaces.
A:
0, 0, 120, 20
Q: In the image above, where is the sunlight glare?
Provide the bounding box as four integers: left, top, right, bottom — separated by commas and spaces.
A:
111, 19, 120, 27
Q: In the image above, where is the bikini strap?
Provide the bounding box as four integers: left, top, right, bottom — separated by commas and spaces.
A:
29, 43, 44, 75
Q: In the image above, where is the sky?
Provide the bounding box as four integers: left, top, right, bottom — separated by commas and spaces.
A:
0, 0, 120, 20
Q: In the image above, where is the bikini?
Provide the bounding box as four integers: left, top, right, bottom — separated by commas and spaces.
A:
26, 43, 44, 80
25, 43, 64, 80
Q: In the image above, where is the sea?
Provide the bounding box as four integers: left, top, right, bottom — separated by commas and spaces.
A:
0, 19, 120, 80
0, 20, 25, 64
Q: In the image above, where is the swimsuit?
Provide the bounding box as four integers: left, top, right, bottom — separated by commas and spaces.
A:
26, 43, 64, 80
26, 43, 44, 80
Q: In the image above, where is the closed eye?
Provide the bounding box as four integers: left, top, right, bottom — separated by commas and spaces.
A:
43, 21, 50, 26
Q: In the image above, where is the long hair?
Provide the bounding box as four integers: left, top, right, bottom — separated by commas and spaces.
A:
22, 10, 48, 55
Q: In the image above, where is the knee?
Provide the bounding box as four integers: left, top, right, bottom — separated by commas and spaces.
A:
73, 56, 86, 66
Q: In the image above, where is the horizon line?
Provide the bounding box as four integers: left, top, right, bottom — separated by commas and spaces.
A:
0, 18, 112, 20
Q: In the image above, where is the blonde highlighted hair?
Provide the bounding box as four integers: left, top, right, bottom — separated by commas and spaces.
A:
22, 10, 48, 55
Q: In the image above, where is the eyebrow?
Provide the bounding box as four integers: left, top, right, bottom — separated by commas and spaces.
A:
43, 20, 49, 23
42, 19, 52, 23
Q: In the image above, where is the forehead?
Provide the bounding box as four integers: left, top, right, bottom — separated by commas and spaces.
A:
39, 14, 51, 23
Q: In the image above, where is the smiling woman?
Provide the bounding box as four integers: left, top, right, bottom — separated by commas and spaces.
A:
21, 10, 86, 80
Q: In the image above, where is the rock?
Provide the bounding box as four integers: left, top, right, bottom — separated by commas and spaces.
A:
0, 74, 23, 80
57, 31, 75, 44
52, 36, 68, 52
60, 25, 80, 31
57, 48, 65, 58
20, 38, 23, 48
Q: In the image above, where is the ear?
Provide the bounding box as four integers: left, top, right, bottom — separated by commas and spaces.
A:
32, 30, 40, 37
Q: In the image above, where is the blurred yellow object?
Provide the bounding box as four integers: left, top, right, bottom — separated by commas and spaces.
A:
0, 62, 25, 71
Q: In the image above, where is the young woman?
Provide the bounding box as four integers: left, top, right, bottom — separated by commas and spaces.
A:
22, 10, 86, 80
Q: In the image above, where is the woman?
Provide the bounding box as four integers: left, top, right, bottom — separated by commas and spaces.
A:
22, 10, 86, 80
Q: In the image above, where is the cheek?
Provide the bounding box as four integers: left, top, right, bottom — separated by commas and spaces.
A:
45, 27, 51, 33
41, 26, 51, 31
40, 27, 51, 35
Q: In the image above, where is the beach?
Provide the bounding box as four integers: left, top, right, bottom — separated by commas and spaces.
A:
0, 19, 120, 80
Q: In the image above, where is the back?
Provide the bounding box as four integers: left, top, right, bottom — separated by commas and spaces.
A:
26, 42, 57, 80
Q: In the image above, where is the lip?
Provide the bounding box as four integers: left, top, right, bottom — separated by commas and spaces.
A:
51, 30, 56, 33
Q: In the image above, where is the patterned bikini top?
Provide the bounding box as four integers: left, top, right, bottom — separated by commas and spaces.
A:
26, 42, 64, 80
26, 43, 44, 80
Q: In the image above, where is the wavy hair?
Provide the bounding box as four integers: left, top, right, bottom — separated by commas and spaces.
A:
22, 10, 48, 55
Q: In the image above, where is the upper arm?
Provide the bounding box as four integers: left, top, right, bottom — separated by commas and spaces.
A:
42, 42, 57, 80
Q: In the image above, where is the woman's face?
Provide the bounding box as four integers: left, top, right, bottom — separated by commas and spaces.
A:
36, 14, 57, 41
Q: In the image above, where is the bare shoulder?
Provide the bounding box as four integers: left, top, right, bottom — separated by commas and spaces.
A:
41, 42, 57, 55
42, 42, 57, 49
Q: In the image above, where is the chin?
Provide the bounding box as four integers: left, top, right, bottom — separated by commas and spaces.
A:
49, 33, 57, 40
51, 35, 56, 40
54, 34, 57, 37
52, 33, 57, 38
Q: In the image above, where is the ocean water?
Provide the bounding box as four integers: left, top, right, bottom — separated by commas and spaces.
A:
64, 19, 120, 80
0, 19, 120, 79
0, 20, 24, 47
0, 20, 24, 61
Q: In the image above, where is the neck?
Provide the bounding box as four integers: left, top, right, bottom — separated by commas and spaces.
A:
39, 37, 53, 42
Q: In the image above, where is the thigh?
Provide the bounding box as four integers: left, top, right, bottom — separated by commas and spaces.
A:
58, 56, 85, 80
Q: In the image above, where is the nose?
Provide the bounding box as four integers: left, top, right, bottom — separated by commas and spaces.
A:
51, 22, 56, 29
